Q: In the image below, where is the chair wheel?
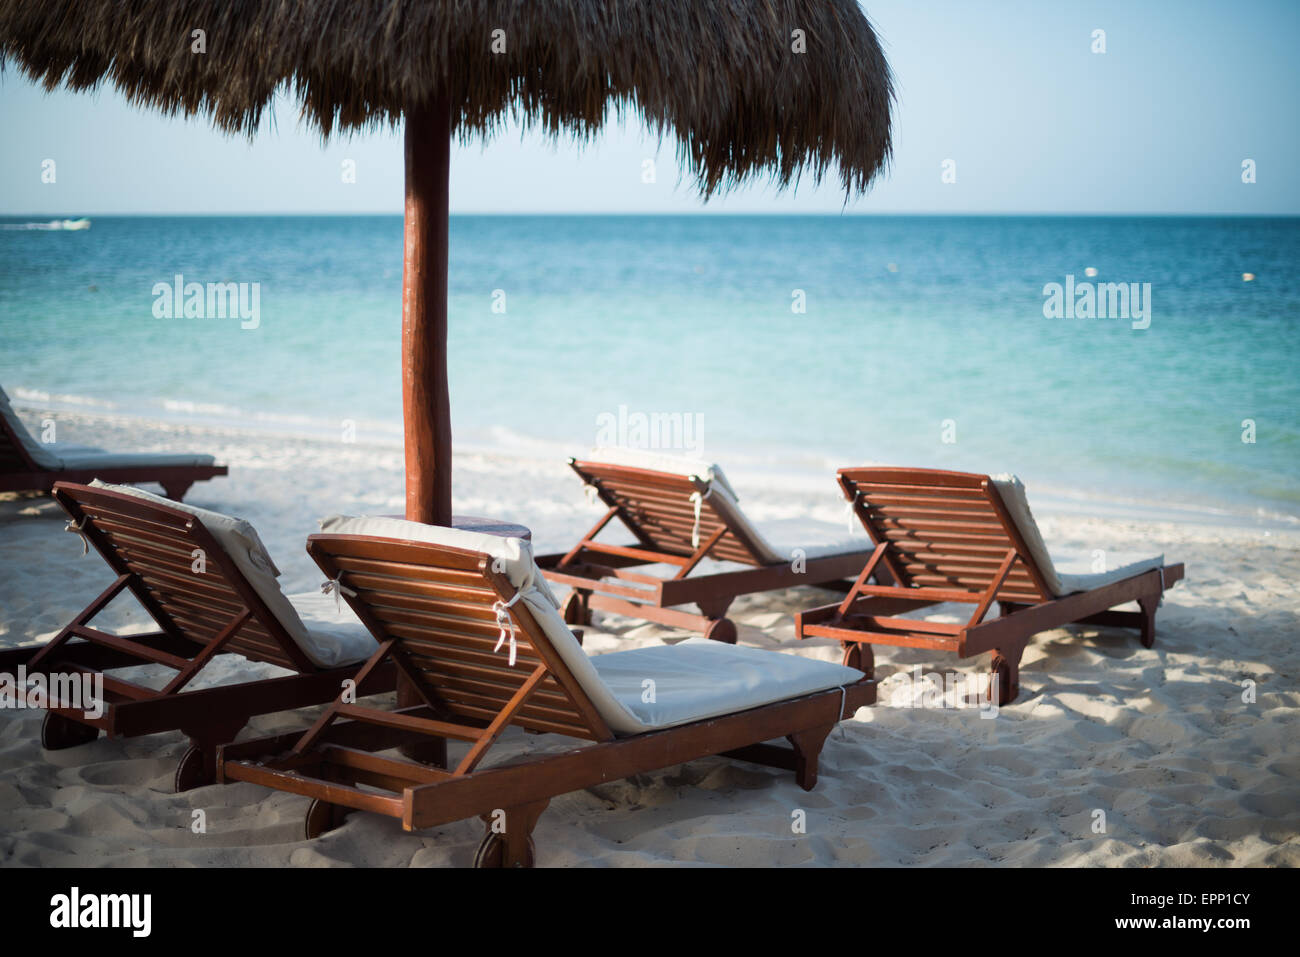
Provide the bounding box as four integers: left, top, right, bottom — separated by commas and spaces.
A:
41, 712, 99, 751
473, 831, 536, 868
173, 745, 217, 792
704, 618, 737, 644
305, 799, 352, 839
841, 642, 874, 678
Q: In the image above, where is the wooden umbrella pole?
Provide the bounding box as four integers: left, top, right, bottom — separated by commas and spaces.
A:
398, 101, 453, 766
402, 100, 454, 527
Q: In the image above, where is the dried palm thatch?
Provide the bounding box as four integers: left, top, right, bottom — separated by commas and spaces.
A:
0, 0, 893, 196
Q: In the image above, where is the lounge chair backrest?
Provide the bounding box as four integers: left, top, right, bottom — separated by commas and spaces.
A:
570, 459, 774, 565
0, 387, 52, 472
306, 531, 622, 740
52, 482, 315, 671
837, 468, 1054, 603
0, 418, 33, 473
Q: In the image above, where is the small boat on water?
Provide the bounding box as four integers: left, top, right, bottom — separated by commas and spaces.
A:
1, 218, 92, 231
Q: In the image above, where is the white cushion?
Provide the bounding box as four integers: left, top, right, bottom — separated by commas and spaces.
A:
583, 447, 739, 501
1, 387, 214, 471
753, 517, 869, 562
316, 516, 865, 735
990, 475, 1163, 596
316, 515, 563, 611
286, 591, 380, 668
39, 443, 101, 458
590, 638, 865, 730
88, 482, 370, 669
1053, 555, 1167, 594
57, 447, 216, 469
580, 450, 867, 565
0, 386, 61, 469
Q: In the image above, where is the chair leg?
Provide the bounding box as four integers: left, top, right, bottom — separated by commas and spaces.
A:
176, 719, 247, 792
399, 734, 448, 768
1137, 595, 1158, 649
787, 723, 835, 791
160, 480, 194, 501
561, 590, 592, 627
697, 598, 733, 621
989, 641, 1026, 706
475, 799, 550, 868
395, 674, 448, 767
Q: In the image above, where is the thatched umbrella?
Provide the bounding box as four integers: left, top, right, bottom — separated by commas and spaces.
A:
1, 0, 893, 526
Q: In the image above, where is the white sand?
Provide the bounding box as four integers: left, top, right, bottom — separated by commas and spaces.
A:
1, 408, 1297, 867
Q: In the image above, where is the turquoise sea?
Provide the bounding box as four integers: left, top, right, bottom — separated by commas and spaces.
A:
1, 215, 1297, 518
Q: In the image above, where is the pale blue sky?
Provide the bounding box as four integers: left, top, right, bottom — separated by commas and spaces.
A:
1, 0, 1296, 215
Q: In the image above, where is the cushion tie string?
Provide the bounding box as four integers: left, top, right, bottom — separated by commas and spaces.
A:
845, 490, 863, 533
836, 685, 849, 739
688, 486, 713, 549
65, 517, 90, 556
492, 592, 525, 667
320, 575, 357, 613
491, 565, 535, 668
581, 483, 600, 507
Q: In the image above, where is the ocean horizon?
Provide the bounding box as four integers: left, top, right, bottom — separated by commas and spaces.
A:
3, 213, 1297, 521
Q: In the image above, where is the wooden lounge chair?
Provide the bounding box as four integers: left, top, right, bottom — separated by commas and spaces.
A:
0, 386, 226, 499
796, 468, 1184, 704
219, 517, 874, 867
537, 451, 874, 643
0, 481, 394, 790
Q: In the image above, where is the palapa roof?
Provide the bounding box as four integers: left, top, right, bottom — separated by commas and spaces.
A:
1, 0, 893, 196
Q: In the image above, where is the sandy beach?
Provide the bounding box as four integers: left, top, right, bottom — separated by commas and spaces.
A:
1, 406, 1296, 867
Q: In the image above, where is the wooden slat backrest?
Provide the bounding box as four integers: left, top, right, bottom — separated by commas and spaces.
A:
838, 468, 1053, 603
52, 482, 313, 671
307, 534, 613, 742
570, 460, 767, 565
0, 413, 38, 473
